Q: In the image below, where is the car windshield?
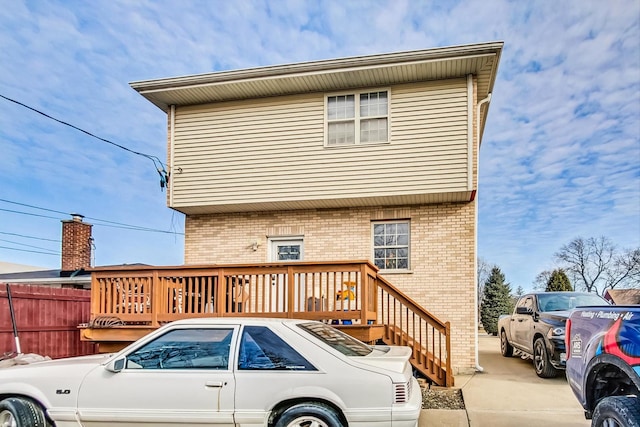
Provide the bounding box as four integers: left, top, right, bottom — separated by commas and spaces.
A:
298, 322, 373, 356
537, 293, 607, 312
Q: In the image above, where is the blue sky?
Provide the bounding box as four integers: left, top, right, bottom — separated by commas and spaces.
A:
1, 0, 638, 291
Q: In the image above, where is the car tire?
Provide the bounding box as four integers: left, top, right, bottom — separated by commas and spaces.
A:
591, 396, 640, 427
533, 337, 558, 378
274, 402, 345, 427
0, 397, 47, 427
500, 330, 513, 357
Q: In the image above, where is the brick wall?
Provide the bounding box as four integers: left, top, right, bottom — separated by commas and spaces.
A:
184, 202, 477, 374
61, 215, 92, 273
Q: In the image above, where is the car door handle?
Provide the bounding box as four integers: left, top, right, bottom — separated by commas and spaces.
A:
205, 381, 224, 388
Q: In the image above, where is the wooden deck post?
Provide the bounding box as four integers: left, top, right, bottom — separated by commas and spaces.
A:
286, 266, 295, 318
151, 271, 160, 327
359, 264, 368, 325
445, 321, 453, 387
217, 269, 226, 316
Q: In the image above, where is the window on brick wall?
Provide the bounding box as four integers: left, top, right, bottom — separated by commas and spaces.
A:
372, 220, 410, 270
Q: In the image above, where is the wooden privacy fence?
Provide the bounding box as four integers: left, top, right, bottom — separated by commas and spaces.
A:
0, 284, 95, 359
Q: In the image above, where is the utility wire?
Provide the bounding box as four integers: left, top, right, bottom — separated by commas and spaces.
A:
0, 199, 184, 235
0, 246, 60, 256
0, 93, 169, 187
0, 207, 60, 221
1, 207, 183, 234
0, 238, 58, 253
0, 199, 67, 216
0, 231, 60, 243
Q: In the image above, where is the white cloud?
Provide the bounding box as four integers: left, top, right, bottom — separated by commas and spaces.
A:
0, 0, 637, 289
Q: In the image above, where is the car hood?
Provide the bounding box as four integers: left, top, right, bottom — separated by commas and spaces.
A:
540, 310, 570, 324
349, 345, 412, 374
0, 353, 112, 379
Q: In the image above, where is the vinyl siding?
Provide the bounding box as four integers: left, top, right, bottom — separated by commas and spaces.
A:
170, 77, 470, 211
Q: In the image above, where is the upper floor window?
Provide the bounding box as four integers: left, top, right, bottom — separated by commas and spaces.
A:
372, 220, 410, 270
326, 90, 389, 146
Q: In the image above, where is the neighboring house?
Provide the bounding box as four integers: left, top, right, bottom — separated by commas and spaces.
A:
0, 214, 93, 289
0, 261, 48, 274
604, 288, 640, 305
131, 42, 503, 374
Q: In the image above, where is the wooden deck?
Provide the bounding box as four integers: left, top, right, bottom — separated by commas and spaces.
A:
80, 260, 453, 386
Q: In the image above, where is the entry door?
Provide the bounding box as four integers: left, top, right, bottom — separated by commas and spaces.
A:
270, 239, 304, 311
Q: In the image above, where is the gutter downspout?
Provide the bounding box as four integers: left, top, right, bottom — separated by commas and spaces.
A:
474, 92, 492, 373
467, 75, 474, 191
169, 105, 176, 206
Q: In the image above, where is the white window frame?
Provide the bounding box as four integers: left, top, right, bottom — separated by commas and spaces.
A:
268, 236, 304, 262
371, 220, 410, 271
324, 88, 390, 147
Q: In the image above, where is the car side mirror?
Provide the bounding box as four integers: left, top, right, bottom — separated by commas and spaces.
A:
105, 357, 126, 373
516, 306, 533, 315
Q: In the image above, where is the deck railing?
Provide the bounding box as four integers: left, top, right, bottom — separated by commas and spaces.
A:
86, 261, 452, 386
376, 275, 453, 387
90, 261, 378, 326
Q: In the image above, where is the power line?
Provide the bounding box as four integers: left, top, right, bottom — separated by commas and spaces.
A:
0, 246, 60, 256
0, 238, 58, 253
0, 93, 169, 188
0, 231, 60, 243
0, 199, 67, 216
0, 207, 60, 221
0, 199, 184, 235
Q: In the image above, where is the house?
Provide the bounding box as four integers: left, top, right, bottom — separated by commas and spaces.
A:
604, 288, 640, 305
129, 42, 503, 375
0, 261, 48, 274
0, 214, 93, 289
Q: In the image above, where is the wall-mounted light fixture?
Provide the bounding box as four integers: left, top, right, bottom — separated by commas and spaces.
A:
249, 238, 264, 251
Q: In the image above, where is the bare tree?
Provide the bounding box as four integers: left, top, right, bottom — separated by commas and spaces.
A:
555, 236, 640, 295
477, 257, 493, 322
533, 270, 552, 291
477, 257, 492, 304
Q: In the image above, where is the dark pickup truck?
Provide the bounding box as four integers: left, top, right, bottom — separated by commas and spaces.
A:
498, 292, 608, 378
566, 305, 640, 427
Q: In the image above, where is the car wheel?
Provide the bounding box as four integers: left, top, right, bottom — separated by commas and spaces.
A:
533, 337, 558, 378
591, 396, 640, 427
274, 402, 344, 427
500, 330, 513, 357
0, 397, 47, 427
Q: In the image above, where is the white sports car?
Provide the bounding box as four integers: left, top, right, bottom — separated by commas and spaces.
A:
0, 318, 421, 427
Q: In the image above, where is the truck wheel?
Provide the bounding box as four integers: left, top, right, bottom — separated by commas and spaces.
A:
0, 397, 47, 427
591, 396, 640, 427
500, 330, 513, 357
274, 402, 345, 427
533, 338, 558, 378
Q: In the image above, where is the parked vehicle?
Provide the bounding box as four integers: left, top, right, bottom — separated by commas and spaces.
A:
498, 292, 607, 378
566, 305, 640, 427
0, 318, 421, 427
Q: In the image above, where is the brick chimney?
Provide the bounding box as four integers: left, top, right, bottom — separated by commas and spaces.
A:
61, 213, 93, 275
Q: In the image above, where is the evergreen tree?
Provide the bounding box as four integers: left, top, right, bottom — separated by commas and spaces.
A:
480, 267, 514, 335
545, 269, 573, 291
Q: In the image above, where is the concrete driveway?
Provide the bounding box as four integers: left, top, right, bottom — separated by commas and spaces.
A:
420, 334, 590, 427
